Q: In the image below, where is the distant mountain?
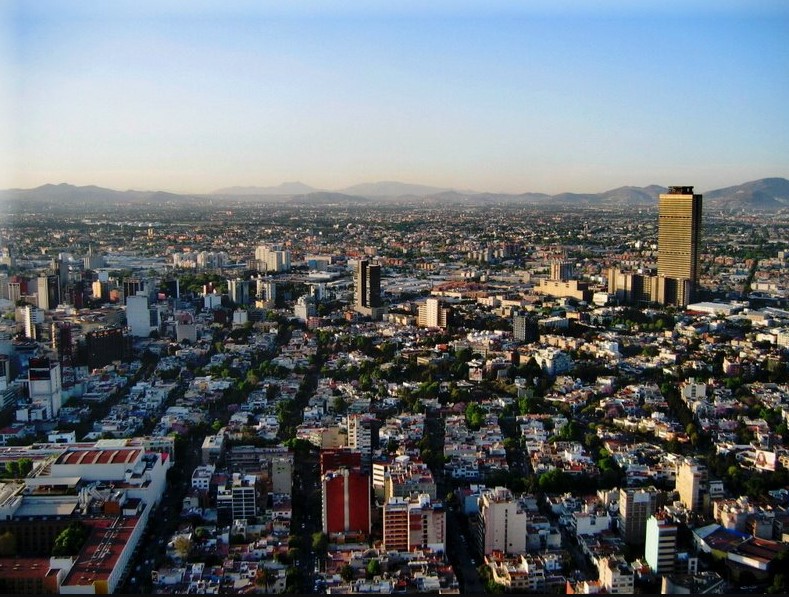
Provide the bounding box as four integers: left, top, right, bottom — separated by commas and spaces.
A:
703, 177, 789, 211
1, 178, 787, 212
212, 181, 322, 195
598, 185, 666, 205
0, 183, 199, 211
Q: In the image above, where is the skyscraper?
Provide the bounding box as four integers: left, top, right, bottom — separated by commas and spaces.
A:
354, 259, 382, 319
657, 186, 702, 306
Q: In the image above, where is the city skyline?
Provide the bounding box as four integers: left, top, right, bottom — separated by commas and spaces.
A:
3, 1, 789, 195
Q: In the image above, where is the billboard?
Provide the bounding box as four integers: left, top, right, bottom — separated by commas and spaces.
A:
754, 450, 776, 472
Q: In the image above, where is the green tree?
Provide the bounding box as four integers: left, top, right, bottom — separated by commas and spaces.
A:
4, 460, 19, 477
312, 532, 328, 556
465, 402, 485, 430
340, 563, 354, 583
52, 521, 89, 556
366, 559, 382, 579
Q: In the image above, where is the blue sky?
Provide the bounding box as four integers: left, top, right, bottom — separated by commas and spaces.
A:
2, 1, 788, 194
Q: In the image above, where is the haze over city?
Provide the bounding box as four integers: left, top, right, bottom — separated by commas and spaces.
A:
3, 0, 789, 194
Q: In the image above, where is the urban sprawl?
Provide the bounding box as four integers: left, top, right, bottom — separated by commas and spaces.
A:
0, 186, 788, 595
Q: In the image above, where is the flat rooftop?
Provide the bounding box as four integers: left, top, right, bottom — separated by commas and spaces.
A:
62, 516, 143, 590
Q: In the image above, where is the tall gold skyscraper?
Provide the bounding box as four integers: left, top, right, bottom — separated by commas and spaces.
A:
657, 185, 702, 306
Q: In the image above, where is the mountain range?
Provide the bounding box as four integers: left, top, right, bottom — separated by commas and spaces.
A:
2, 178, 788, 212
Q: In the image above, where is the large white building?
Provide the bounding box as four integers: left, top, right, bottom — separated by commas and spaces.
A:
21, 304, 44, 339
27, 357, 62, 420
418, 297, 450, 329
126, 294, 159, 337
255, 244, 291, 273
475, 486, 528, 555
645, 514, 678, 574
533, 348, 573, 376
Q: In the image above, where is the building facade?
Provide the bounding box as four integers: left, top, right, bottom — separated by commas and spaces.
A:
645, 514, 678, 574
657, 186, 703, 307
354, 259, 382, 319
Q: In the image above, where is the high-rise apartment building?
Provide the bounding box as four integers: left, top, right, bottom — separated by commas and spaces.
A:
28, 357, 62, 420
255, 244, 291, 273
618, 487, 659, 544
382, 494, 446, 552
347, 414, 376, 473
417, 297, 450, 329
677, 459, 708, 513
513, 312, 538, 343
228, 278, 250, 306
36, 274, 60, 311
21, 304, 45, 340
475, 486, 528, 555
657, 186, 703, 306
354, 259, 382, 319
322, 468, 371, 535
126, 294, 160, 338
253, 276, 277, 306
550, 259, 574, 282
644, 514, 678, 574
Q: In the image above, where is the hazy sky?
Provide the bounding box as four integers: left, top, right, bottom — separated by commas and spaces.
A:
2, 1, 788, 194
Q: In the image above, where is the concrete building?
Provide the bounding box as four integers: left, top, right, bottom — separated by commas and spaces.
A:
294, 294, 317, 322
201, 434, 226, 465
126, 294, 159, 338
550, 259, 574, 282
619, 487, 659, 545
347, 414, 376, 472
476, 486, 528, 555
227, 278, 250, 306
513, 312, 538, 343
36, 274, 60, 311
417, 297, 450, 329
271, 456, 293, 495
677, 460, 708, 513
253, 276, 277, 307
84, 247, 105, 270
645, 514, 678, 574
372, 455, 437, 502
321, 468, 371, 535
255, 244, 291, 273
382, 493, 446, 552
21, 304, 44, 340
216, 473, 258, 523
597, 556, 634, 594
26, 357, 62, 420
